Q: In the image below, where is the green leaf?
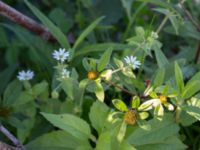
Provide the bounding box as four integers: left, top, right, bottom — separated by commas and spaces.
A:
13, 91, 34, 106
183, 106, 200, 121
95, 80, 105, 102
131, 96, 140, 109
26, 131, 84, 150
97, 48, 113, 72
0, 64, 18, 95
182, 81, 200, 99
137, 136, 187, 150
73, 16, 105, 50
153, 68, 165, 87
154, 47, 169, 68
61, 78, 79, 100
74, 43, 134, 57
174, 62, 184, 93
82, 58, 92, 71
41, 112, 91, 142
3, 80, 22, 106
32, 81, 48, 97
112, 99, 128, 112
186, 71, 200, 85
24, 0, 70, 48
89, 101, 110, 134
95, 131, 112, 150
139, 112, 149, 120
121, 0, 134, 20
113, 57, 124, 69
126, 114, 185, 149
182, 97, 200, 121
117, 121, 127, 142
153, 8, 180, 34
122, 67, 136, 78
154, 104, 164, 117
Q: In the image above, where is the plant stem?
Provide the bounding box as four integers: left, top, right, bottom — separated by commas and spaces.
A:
156, 13, 171, 34
122, 2, 147, 41
194, 43, 200, 64
0, 1, 56, 42
0, 124, 26, 150
175, 106, 181, 123
102, 78, 136, 96
179, 0, 200, 32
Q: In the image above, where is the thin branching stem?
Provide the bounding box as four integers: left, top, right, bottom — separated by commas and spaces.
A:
0, 1, 56, 42
0, 124, 26, 150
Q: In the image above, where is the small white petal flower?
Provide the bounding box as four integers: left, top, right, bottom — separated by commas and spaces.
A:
17, 70, 34, 81
124, 56, 141, 70
52, 48, 69, 63
151, 31, 158, 39
61, 69, 70, 79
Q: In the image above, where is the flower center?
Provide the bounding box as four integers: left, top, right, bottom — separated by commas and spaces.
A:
159, 95, 167, 103
124, 109, 137, 125
87, 71, 98, 80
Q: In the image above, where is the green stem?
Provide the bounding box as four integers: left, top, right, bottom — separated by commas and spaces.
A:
156, 13, 171, 34
175, 106, 181, 123
122, 2, 147, 41
137, 51, 146, 78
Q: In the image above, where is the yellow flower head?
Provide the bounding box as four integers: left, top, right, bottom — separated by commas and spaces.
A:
87, 70, 98, 80
159, 95, 167, 103
124, 109, 137, 125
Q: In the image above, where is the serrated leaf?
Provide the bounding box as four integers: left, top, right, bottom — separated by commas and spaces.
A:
41, 113, 91, 142
97, 48, 113, 72
112, 99, 128, 112
24, 0, 70, 49
175, 62, 184, 93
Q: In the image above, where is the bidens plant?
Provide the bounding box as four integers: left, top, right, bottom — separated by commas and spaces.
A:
1, 0, 200, 150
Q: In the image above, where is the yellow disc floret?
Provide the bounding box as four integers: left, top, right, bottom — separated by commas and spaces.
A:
159, 95, 167, 103
87, 70, 98, 80
124, 109, 137, 125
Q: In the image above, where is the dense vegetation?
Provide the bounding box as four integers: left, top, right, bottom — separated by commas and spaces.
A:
0, 0, 200, 149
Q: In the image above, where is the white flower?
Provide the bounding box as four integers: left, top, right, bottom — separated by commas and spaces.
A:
61, 69, 70, 79
124, 56, 141, 70
52, 48, 69, 63
17, 70, 34, 81
151, 31, 158, 39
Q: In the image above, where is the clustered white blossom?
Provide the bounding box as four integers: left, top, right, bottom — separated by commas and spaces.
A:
124, 56, 141, 70
17, 70, 34, 81
151, 31, 159, 39
52, 48, 69, 63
